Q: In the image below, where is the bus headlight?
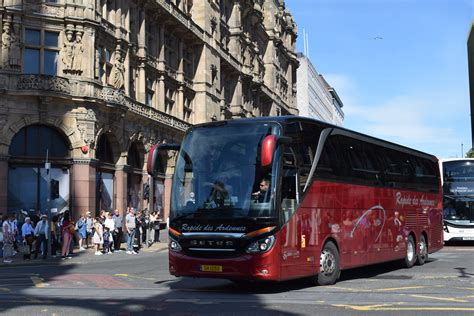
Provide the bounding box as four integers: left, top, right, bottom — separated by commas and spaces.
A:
443, 224, 449, 233
169, 238, 182, 252
246, 235, 275, 254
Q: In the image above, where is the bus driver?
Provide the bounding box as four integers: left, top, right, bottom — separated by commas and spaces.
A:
252, 178, 270, 203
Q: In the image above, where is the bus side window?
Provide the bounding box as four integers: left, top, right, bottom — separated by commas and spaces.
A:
281, 167, 297, 222
281, 146, 298, 223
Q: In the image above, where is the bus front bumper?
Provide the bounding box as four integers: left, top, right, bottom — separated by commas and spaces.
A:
168, 251, 280, 281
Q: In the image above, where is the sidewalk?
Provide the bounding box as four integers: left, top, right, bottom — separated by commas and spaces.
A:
1, 232, 169, 267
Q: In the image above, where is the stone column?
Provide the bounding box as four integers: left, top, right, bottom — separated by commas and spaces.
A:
163, 176, 172, 221
158, 75, 165, 112
231, 75, 243, 117
157, 25, 166, 112
137, 9, 147, 103
71, 160, 97, 215
0, 158, 8, 216
115, 165, 128, 212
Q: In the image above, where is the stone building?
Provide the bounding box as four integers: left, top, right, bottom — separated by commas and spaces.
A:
0, 0, 298, 220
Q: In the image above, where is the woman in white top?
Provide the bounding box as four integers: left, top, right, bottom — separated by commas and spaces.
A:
104, 213, 115, 251
92, 218, 104, 255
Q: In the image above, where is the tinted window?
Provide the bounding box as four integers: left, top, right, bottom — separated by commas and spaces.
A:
9, 124, 69, 157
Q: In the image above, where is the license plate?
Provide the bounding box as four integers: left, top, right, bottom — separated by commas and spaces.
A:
462, 237, 474, 240
200, 265, 223, 272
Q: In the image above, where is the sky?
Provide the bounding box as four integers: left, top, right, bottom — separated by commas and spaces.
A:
285, 0, 473, 159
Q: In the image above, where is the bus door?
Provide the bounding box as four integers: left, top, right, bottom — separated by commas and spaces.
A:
279, 147, 315, 278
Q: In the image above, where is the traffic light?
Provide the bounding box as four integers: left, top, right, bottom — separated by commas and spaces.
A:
51, 179, 59, 200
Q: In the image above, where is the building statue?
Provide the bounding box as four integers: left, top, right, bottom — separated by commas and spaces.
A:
9, 24, 21, 68
61, 30, 74, 73
1, 23, 12, 69
72, 31, 84, 74
111, 52, 125, 89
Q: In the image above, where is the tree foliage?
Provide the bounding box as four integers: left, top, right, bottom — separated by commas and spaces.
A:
466, 148, 474, 158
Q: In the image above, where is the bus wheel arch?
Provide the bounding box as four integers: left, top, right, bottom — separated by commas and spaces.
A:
416, 232, 428, 265
402, 233, 417, 268
315, 239, 341, 286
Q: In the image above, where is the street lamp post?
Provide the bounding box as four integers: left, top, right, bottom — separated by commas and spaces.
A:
45, 150, 52, 259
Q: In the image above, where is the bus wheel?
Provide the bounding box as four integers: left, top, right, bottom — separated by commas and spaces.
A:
416, 235, 428, 265
317, 241, 340, 286
403, 235, 416, 268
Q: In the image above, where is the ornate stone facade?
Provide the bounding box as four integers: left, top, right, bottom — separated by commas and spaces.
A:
0, 0, 298, 218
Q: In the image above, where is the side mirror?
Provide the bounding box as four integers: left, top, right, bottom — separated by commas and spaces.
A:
147, 143, 181, 176
261, 135, 293, 167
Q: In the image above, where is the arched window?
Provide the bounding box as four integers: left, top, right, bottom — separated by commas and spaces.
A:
9, 124, 69, 158
128, 142, 143, 169
97, 135, 114, 163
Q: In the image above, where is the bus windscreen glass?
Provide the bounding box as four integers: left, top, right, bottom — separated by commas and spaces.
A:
171, 122, 279, 221
442, 160, 474, 222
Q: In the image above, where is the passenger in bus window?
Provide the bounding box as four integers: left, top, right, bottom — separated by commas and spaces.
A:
443, 203, 456, 219
208, 181, 230, 208
252, 178, 270, 203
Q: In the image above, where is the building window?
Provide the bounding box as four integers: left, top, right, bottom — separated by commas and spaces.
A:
23, 29, 59, 75
98, 46, 113, 84
165, 87, 175, 114
183, 96, 192, 122
146, 77, 154, 107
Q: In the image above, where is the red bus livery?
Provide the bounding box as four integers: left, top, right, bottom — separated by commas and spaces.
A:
152, 117, 443, 285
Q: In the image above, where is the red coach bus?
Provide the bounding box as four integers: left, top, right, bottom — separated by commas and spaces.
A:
149, 116, 443, 285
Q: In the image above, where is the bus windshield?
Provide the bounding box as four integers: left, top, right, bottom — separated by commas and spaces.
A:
442, 160, 474, 222
171, 122, 279, 220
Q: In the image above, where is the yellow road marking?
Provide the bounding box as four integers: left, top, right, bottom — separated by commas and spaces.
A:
329, 286, 372, 292
114, 273, 157, 281
456, 287, 474, 291
333, 304, 474, 311
30, 276, 46, 288
333, 303, 403, 311
376, 286, 428, 292
410, 294, 468, 303
330, 285, 437, 293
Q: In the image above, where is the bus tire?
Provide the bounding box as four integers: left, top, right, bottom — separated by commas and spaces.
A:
416, 234, 428, 265
317, 241, 340, 286
403, 235, 416, 268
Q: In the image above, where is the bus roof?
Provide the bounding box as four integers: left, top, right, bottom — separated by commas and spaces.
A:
439, 158, 474, 163
191, 116, 438, 161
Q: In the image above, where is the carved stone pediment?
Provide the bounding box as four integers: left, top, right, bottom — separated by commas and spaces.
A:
17, 75, 71, 94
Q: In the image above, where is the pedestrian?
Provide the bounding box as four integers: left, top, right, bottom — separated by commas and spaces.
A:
51, 215, 59, 257
148, 211, 156, 245
34, 214, 49, 259
103, 226, 112, 254
92, 217, 103, 255
60, 211, 74, 260
85, 211, 94, 249
155, 212, 162, 243
21, 217, 35, 260
125, 208, 137, 254
135, 210, 143, 250
76, 213, 87, 251
2, 214, 14, 263
104, 212, 115, 252
112, 209, 123, 252
9, 213, 19, 254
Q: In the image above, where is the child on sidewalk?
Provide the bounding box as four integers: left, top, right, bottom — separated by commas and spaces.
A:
103, 226, 113, 254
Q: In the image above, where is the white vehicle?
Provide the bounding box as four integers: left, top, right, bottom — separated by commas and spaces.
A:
440, 158, 474, 241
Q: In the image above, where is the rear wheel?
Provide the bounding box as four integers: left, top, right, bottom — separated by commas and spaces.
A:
317, 241, 340, 285
416, 235, 428, 265
402, 235, 416, 268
